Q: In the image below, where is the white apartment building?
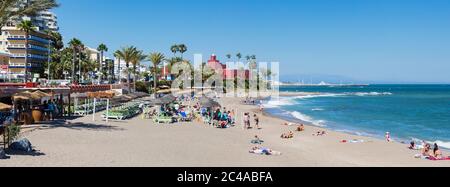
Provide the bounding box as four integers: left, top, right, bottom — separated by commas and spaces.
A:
85, 47, 100, 62
114, 58, 149, 81
3, 0, 59, 32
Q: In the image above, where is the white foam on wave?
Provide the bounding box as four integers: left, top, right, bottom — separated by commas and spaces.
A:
263, 97, 297, 108
295, 93, 346, 99
312, 108, 324, 111
264, 92, 392, 109
290, 111, 326, 127
433, 140, 450, 150
353, 92, 393, 96
293, 92, 393, 100
410, 138, 450, 150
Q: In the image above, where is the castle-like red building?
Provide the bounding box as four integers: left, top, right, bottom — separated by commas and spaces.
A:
207, 54, 251, 80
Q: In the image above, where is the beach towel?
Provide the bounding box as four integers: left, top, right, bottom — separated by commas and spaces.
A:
428, 156, 450, 161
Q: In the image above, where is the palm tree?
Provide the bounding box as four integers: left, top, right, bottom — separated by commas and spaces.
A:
131, 50, 146, 92
178, 44, 187, 59
245, 55, 251, 61
116, 46, 139, 92
68, 38, 83, 83
170, 44, 179, 57
114, 50, 122, 83
165, 57, 182, 77
77, 44, 85, 83
226, 54, 232, 61
17, 20, 35, 83
97, 43, 108, 81
236, 53, 242, 62
0, 0, 58, 31
250, 55, 257, 69
45, 31, 63, 80
147, 52, 165, 97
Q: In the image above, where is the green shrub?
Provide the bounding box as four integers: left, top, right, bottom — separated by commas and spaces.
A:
135, 81, 150, 93
7, 124, 21, 144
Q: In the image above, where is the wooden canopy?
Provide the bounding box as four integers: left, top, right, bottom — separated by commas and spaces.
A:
87, 91, 116, 99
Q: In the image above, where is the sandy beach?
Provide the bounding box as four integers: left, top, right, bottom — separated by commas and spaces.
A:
1, 95, 449, 167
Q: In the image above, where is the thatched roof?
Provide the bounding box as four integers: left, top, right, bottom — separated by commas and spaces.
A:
0, 103, 12, 111
32, 90, 52, 98
13, 91, 35, 101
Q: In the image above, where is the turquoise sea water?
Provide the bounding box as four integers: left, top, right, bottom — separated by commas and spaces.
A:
264, 85, 450, 149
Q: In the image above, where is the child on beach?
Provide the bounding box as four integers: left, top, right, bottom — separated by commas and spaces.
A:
385, 132, 392, 142
297, 124, 305, 132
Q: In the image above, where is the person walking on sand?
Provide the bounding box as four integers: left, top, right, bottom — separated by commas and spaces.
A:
243, 113, 250, 129
254, 114, 261, 129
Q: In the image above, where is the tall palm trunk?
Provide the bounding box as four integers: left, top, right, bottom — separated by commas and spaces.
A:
78, 51, 82, 83
117, 57, 121, 83
24, 33, 29, 83
72, 47, 76, 83
154, 64, 157, 98
133, 64, 137, 93
126, 62, 131, 92
100, 51, 103, 84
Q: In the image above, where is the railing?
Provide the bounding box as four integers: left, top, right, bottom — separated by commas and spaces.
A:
7, 44, 49, 52
70, 85, 112, 93
7, 35, 50, 44
10, 53, 48, 60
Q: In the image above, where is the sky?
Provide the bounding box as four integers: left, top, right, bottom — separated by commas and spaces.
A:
54, 0, 450, 83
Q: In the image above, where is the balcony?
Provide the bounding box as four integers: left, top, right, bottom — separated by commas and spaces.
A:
10, 53, 49, 60
7, 35, 50, 44
7, 44, 49, 52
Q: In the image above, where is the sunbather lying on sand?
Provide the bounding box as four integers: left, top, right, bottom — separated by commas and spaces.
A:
281, 131, 294, 139
281, 122, 296, 126
249, 146, 282, 156
251, 135, 264, 144
408, 141, 421, 150
297, 124, 305, 132
313, 131, 326, 136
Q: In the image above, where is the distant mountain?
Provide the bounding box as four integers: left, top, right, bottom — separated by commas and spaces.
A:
280, 74, 450, 85
280, 74, 364, 84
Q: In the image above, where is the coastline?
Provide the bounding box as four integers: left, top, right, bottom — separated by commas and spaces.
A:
1, 95, 449, 167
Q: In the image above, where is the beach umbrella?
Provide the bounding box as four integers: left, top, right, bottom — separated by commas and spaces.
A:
32, 90, 52, 98
13, 91, 35, 101
200, 97, 221, 108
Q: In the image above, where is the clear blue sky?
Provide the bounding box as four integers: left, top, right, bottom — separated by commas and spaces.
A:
54, 0, 450, 83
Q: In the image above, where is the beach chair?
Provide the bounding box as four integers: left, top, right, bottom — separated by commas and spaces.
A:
153, 115, 173, 124
179, 112, 192, 122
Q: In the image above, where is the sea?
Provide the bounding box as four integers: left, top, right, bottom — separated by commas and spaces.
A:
263, 84, 450, 149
